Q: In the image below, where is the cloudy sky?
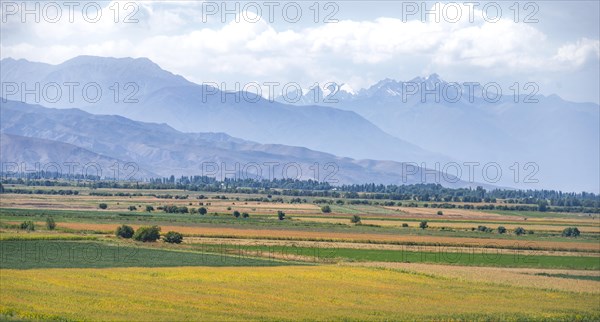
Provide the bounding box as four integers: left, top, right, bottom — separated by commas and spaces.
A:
1, 0, 599, 103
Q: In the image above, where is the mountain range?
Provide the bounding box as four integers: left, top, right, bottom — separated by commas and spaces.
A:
1, 56, 598, 192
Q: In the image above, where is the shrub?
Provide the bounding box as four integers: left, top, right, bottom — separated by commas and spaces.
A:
242, 212, 249, 218
199, 207, 207, 215
277, 210, 285, 220
419, 221, 428, 229
128, 205, 137, 211
402, 223, 409, 227
437, 211, 443, 216
514, 227, 526, 235
133, 226, 161, 242
146, 205, 154, 212
233, 210, 241, 218
227, 206, 232, 211
321, 205, 332, 213
45, 217, 56, 230
350, 215, 361, 224
20, 221, 35, 231
562, 227, 581, 237
163, 231, 183, 244
115, 224, 134, 238
497, 226, 507, 234
99, 203, 108, 209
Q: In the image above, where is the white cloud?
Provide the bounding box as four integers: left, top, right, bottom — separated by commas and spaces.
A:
1, 1, 598, 96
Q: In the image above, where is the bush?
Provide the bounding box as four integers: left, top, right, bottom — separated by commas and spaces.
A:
133, 226, 161, 242
20, 221, 35, 231
514, 227, 526, 235
99, 203, 108, 209
497, 226, 507, 234
562, 227, 581, 237
115, 225, 135, 238
350, 215, 361, 224
321, 205, 332, 213
146, 205, 154, 212
277, 210, 286, 220
242, 212, 249, 218
199, 207, 207, 215
163, 231, 183, 244
128, 205, 137, 211
419, 221, 428, 229
233, 210, 241, 218
437, 211, 443, 216
402, 223, 409, 227
45, 217, 56, 230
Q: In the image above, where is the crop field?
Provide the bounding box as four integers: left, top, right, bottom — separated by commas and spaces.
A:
1, 184, 599, 320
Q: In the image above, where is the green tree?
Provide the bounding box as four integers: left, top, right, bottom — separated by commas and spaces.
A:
350, 215, 361, 224
128, 205, 137, 211
45, 217, 56, 230
20, 221, 35, 231
437, 211, 443, 216
242, 212, 250, 218
115, 225, 135, 238
277, 210, 286, 220
98, 203, 108, 209
514, 227, 526, 235
562, 227, 580, 237
199, 207, 207, 215
419, 221, 428, 229
321, 205, 332, 213
233, 210, 241, 218
146, 205, 154, 212
497, 226, 507, 234
163, 231, 183, 244
133, 226, 161, 242
402, 223, 409, 227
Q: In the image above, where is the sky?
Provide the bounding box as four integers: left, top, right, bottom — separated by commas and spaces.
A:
1, 0, 599, 103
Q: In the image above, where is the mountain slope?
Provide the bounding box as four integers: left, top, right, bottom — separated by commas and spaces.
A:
0, 99, 473, 187
0, 56, 448, 164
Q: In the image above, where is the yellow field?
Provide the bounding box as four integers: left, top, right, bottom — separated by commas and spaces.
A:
1, 266, 598, 321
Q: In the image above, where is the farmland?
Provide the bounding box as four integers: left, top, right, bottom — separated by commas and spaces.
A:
1, 182, 599, 320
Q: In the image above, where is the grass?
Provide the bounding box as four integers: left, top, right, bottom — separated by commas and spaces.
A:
0, 240, 294, 269
199, 244, 600, 270
0, 266, 598, 321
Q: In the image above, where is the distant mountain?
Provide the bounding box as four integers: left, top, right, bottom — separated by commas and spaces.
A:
0, 56, 449, 165
0, 133, 157, 179
283, 74, 600, 193
0, 99, 475, 187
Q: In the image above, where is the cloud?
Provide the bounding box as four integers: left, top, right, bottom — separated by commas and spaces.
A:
1, 1, 598, 94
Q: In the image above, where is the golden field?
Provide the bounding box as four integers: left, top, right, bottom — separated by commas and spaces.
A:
1, 265, 599, 321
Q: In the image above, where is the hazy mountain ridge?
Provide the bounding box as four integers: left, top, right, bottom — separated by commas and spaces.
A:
0, 56, 449, 165
1, 99, 477, 187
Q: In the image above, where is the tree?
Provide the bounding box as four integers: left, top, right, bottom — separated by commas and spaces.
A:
402, 223, 409, 227
437, 211, 443, 216
419, 221, 428, 229
233, 210, 241, 218
128, 205, 137, 211
163, 231, 183, 244
45, 217, 56, 230
146, 205, 154, 212
116, 224, 134, 238
538, 200, 548, 212
242, 212, 249, 218
514, 227, 526, 235
497, 226, 507, 234
199, 207, 207, 215
277, 210, 286, 220
562, 227, 580, 237
20, 221, 35, 231
350, 215, 361, 224
321, 205, 332, 213
133, 226, 161, 242
99, 203, 108, 209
